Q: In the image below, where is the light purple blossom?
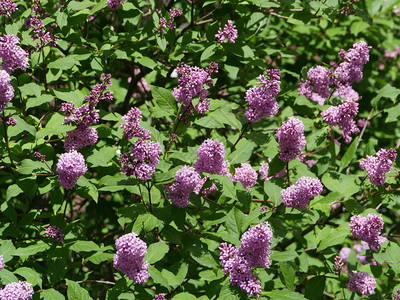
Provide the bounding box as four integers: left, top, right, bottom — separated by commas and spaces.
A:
245, 70, 280, 122
219, 222, 273, 297
347, 271, 376, 295
0, 34, 28, 73
359, 148, 397, 186
107, 0, 125, 9
119, 139, 162, 181
113, 233, 150, 284
120, 107, 151, 140
0, 71, 13, 112
276, 117, 306, 162
64, 127, 98, 152
57, 151, 88, 189
298, 66, 334, 105
45, 226, 64, 243
349, 213, 385, 251
215, 20, 238, 43
194, 138, 228, 175
281, 176, 323, 209
155, 293, 165, 300
321, 100, 359, 143
0, 0, 17, 18
0, 281, 34, 300
230, 163, 257, 190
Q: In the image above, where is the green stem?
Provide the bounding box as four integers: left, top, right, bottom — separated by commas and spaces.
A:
231, 122, 250, 150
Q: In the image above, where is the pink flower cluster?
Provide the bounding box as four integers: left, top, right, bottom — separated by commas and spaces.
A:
165, 166, 204, 207
0, 70, 14, 112
245, 70, 280, 122
120, 107, 151, 140
194, 138, 228, 175
155, 293, 165, 300
0, 34, 28, 73
347, 271, 376, 295
158, 8, 182, 32
230, 163, 257, 190
349, 213, 385, 251
113, 233, 150, 284
62, 74, 113, 151
281, 176, 323, 209
339, 242, 378, 272
56, 151, 88, 189
359, 148, 397, 186
107, 0, 125, 9
215, 20, 238, 43
0, 0, 17, 18
172, 63, 217, 115
0, 281, 34, 300
45, 226, 65, 243
321, 100, 359, 143
276, 117, 306, 162
219, 222, 273, 297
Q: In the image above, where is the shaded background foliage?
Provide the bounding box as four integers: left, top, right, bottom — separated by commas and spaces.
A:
0, 0, 400, 299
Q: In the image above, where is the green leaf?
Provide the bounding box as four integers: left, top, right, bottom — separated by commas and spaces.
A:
150, 85, 178, 118
16, 159, 47, 175
384, 102, 400, 123
19, 83, 42, 98
132, 213, 159, 233
0, 269, 19, 285
69, 241, 100, 252
145, 242, 169, 264
42, 289, 66, 300
386, 242, 400, 275
278, 261, 295, 291
15, 267, 42, 288
26, 94, 54, 110
86, 146, 116, 167
84, 252, 114, 265
66, 279, 93, 300
371, 84, 400, 107
264, 180, 283, 204
13, 241, 50, 256
225, 207, 245, 238
0, 240, 15, 261
14, 116, 36, 136
156, 36, 167, 52
321, 172, 359, 198
171, 292, 197, 300
6, 184, 23, 201
228, 139, 256, 165
265, 289, 307, 300
200, 44, 217, 62
36, 112, 74, 139
338, 137, 358, 172
317, 224, 350, 251
148, 265, 170, 291
268, 156, 286, 177
47, 57, 78, 70
271, 250, 298, 262
305, 276, 326, 299
189, 247, 218, 268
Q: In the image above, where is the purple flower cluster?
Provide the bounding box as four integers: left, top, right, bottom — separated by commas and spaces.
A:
0, 281, 34, 300
0, 34, 28, 73
230, 163, 257, 190
56, 151, 88, 189
165, 166, 204, 207
215, 20, 238, 43
219, 222, 273, 297
299, 41, 371, 104
298, 66, 334, 105
120, 107, 151, 140
0, 255, 4, 271
321, 100, 359, 143
194, 138, 228, 175
339, 242, 378, 270
45, 226, 64, 243
155, 293, 165, 300
113, 233, 150, 284
0, 0, 17, 18
0, 70, 14, 112
276, 117, 306, 162
107, 0, 125, 9
393, 289, 400, 300
359, 148, 397, 186
244, 70, 280, 122
172, 63, 217, 115
62, 74, 113, 151
349, 213, 385, 251
119, 139, 162, 181
158, 8, 182, 32
347, 271, 376, 295
281, 176, 323, 209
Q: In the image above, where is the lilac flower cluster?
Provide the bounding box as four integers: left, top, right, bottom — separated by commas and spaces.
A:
349, 213, 385, 251
0, 0, 17, 18
113, 233, 150, 284
106, 0, 125, 9
0, 281, 34, 300
120, 107, 151, 140
34, 152, 45, 162
154, 293, 165, 300
119, 139, 162, 181
219, 222, 273, 297
245, 70, 280, 122
2, 113, 16, 126
0, 34, 29, 73
194, 139, 228, 175
0, 70, 14, 112
299, 41, 371, 104
393, 289, 400, 300
0, 255, 4, 271
321, 100, 359, 143
172, 63, 217, 115
158, 8, 182, 32
359, 148, 397, 186
230, 163, 257, 190
56, 151, 88, 189
45, 226, 64, 243
165, 166, 204, 207
215, 20, 238, 43
339, 242, 378, 270
61, 74, 113, 151
281, 176, 323, 209
276, 117, 306, 162
347, 271, 376, 295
